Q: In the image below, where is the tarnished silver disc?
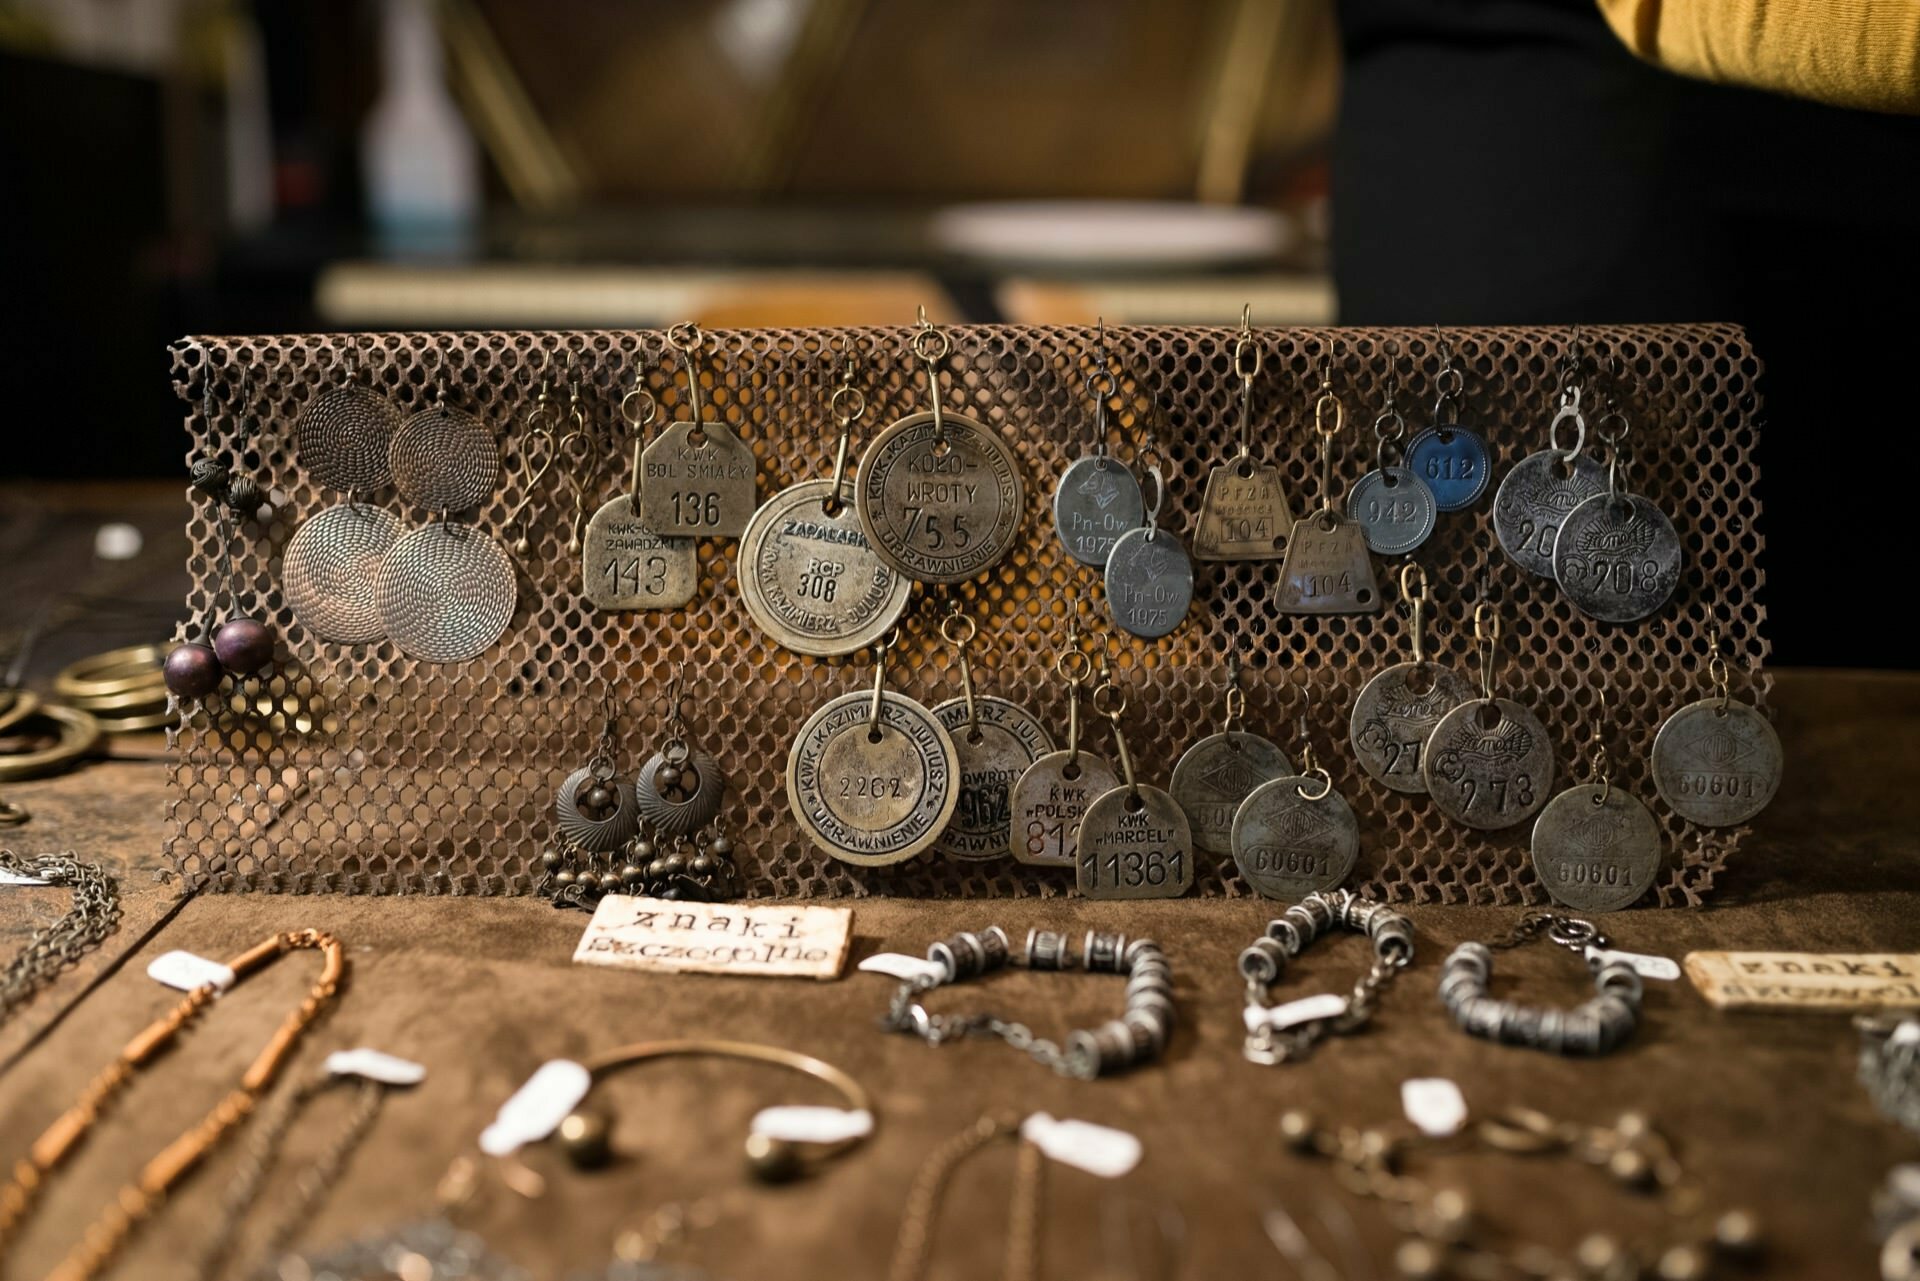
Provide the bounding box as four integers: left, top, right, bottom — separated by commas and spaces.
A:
1651, 698, 1783, 827
375, 524, 516, 663
583, 497, 698, 611
1010, 749, 1121, 868
295, 384, 400, 495
1494, 449, 1607, 577
737, 479, 911, 655
636, 745, 726, 837
1077, 784, 1193, 899
639, 420, 759, 538
1192, 460, 1294, 561
1275, 513, 1382, 614
931, 695, 1055, 861
1349, 661, 1475, 794
786, 690, 959, 867
390, 404, 501, 513
1532, 784, 1663, 912
1553, 491, 1683, 623
283, 503, 402, 644
1052, 455, 1144, 567
856, 411, 1025, 584
555, 764, 641, 853
1169, 731, 1293, 855
1230, 775, 1360, 899
1103, 527, 1193, 639
1345, 466, 1437, 556
1422, 697, 1555, 830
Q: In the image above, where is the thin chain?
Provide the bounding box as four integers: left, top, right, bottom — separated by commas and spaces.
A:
1491, 910, 1608, 954
888, 1114, 1023, 1281
0, 850, 120, 1023
885, 976, 1080, 1076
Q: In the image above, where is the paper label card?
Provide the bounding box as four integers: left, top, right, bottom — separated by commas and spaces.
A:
147, 950, 237, 993
1587, 947, 1681, 981
480, 1060, 590, 1156
1685, 951, 1920, 1012
573, 895, 852, 981
1020, 1114, 1142, 1178
1401, 1078, 1468, 1136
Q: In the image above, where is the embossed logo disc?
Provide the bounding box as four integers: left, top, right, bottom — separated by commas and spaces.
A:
1230, 775, 1360, 899
1349, 661, 1475, 794
737, 479, 911, 656
1406, 425, 1491, 511
1103, 528, 1194, 639
1077, 785, 1194, 900
1422, 697, 1556, 830
1169, 731, 1294, 854
1494, 449, 1607, 578
1531, 783, 1663, 912
1553, 492, 1683, 623
930, 696, 1056, 861
786, 691, 959, 867
1052, 456, 1144, 568
1345, 466, 1437, 556
1650, 698, 1783, 827
1275, 513, 1382, 614
1010, 749, 1121, 868
856, 411, 1025, 584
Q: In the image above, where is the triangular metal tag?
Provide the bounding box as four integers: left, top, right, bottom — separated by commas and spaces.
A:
1274, 512, 1382, 614
1192, 462, 1294, 561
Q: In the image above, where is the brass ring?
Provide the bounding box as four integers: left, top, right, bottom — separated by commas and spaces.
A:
910, 327, 950, 363
1091, 680, 1128, 719
1313, 391, 1345, 438
666, 322, 705, 354
1054, 649, 1092, 685
1295, 767, 1334, 803
0, 691, 43, 736
53, 645, 167, 701
0, 704, 103, 782
939, 611, 976, 647
0, 799, 28, 827
620, 387, 657, 429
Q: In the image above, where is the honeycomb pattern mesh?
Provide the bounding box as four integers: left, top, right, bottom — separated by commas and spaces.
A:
165, 325, 1768, 905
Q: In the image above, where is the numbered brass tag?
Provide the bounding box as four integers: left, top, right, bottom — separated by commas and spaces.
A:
1168, 731, 1292, 855
639, 420, 758, 539
1348, 662, 1475, 794
1193, 462, 1294, 561
1531, 783, 1663, 912
582, 497, 698, 610
856, 411, 1025, 584
1230, 775, 1360, 899
1650, 698, 1783, 828
1010, 750, 1121, 868
930, 696, 1055, 861
736, 480, 911, 656
1077, 785, 1194, 900
786, 690, 959, 867
1422, 697, 1556, 830
1275, 512, 1382, 614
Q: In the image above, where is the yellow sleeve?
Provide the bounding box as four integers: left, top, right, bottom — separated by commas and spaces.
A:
1596, 0, 1920, 115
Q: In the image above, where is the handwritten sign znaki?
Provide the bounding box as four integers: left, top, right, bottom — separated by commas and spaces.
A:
1684, 951, 1920, 1012
572, 895, 852, 981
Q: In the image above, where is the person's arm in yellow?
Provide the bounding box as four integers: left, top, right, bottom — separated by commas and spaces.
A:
1596, 0, 1920, 114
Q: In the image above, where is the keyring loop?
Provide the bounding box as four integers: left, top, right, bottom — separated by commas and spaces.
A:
1091, 679, 1128, 720
939, 611, 977, 647
1372, 407, 1406, 443
829, 384, 866, 425
1233, 334, 1262, 382
1399, 562, 1429, 604
621, 387, 658, 430
1313, 391, 1344, 438
910, 326, 950, 363
1084, 368, 1117, 399
1054, 649, 1093, 684
666, 322, 705, 354
1295, 767, 1333, 803
1547, 395, 1587, 457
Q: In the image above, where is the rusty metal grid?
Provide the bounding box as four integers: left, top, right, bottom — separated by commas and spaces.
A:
164, 324, 1768, 905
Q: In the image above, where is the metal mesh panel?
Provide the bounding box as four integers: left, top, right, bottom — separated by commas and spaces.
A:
165, 324, 1768, 905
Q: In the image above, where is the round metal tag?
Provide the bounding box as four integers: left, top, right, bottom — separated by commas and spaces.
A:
1169, 731, 1293, 855
1052, 455, 1144, 567
1650, 698, 1783, 827
1230, 775, 1360, 899
555, 764, 641, 853
583, 496, 699, 611
390, 405, 501, 513
1493, 449, 1607, 578
639, 421, 759, 539
1345, 466, 1437, 555
1103, 527, 1193, 639
855, 411, 1025, 584
786, 691, 959, 867
637, 744, 726, 838
736, 479, 911, 656
283, 503, 402, 644
296, 385, 400, 495
1076, 784, 1194, 899
375, 524, 517, 663
1405, 425, 1491, 511
1553, 491, 1683, 623
1531, 784, 1663, 912
1010, 749, 1121, 868
930, 696, 1055, 861
1422, 697, 1556, 830
1349, 661, 1475, 794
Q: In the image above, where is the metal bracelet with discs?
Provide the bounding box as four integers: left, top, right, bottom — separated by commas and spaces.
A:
375, 522, 517, 663
283, 503, 403, 644
1439, 913, 1645, 1056
1422, 603, 1555, 829
1532, 727, 1663, 912
1194, 309, 1293, 561
1103, 452, 1193, 639
1231, 736, 1359, 899
1349, 564, 1473, 794
1011, 609, 1119, 867
855, 315, 1024, 584
1052, 341, 1144, 567
786, 632, 959, 867
640, 322, 758, 538
1238, 890, 1412, 1064
583, 374, 699, 610
1345, 354, 1437, 556
1495, 373, 1607, 577
1277, 357, 1382, 614
1404, 335, 1491, 512
1651, 634, 1783, 826
636, 669, 728, 838
738, 359, 910, 653
1076, 668, 1193, 899
930, 607, 1053, 861
1170, 655, 1292, 855
294, 345, 400, 497
1552, 406, 1681, 622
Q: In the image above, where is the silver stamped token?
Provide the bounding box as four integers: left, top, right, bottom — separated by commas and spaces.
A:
1193, 462, 1293, 561
931, 696, 1056, 861
1650, 698, 1783, 827
1168, 731, 1294, 855
640, 421, 759, 539
856, 411, 1025, 584
1103, 528, 1193, 639
1494, 449, 1607, 578
375, 523, 516, 663
737, 480, 911, 656
1230, 775, 1360, 899
1010, 750, 1121, 868
583, 497, 698, 611
1422, 697, 1556, 830
786, 691, 959, 867
1275, 513, 1382, 614
1052, 456, 1144, 567
1552, 491, 1683, 623
1349, 661, 1475, 794
1345, 466, 1437, 556
1077, 785, 1194, 900
1532, 784, 1663, 913
283, 503, 402, 644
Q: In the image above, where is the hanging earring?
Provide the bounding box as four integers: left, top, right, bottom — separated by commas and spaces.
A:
540, 692, 645, 909
1052, 320, 1145, 568
1345, 342, 1437, 556
1494, 334, 1607, 577
1231, 714, 1360, 900
1103, 447, 1193, 639
1193, 305, 1293, 561
502, 370, 560, 557
166, 453, 277, 698
931, 600, 1054, 861
1422, 597, 1556, 829
1010, 592, 1119, 868
582, 356, 699, 611
1277, 344, 1381, 613
1077, 661, 1194, 899
1406, 332, 1491, 512
1169, 649, 1293, 857
636, 665, 728, 840
1650, 627, 1783, 827
1532, 720, 1663, 912
1348, 564, 1473, 794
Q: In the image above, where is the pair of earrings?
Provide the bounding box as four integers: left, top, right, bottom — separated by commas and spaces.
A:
164, 454, 276, 700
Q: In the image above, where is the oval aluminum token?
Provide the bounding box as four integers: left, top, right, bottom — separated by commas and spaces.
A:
1010, 749, 1121, 868
1169, 731, 1293, 855
1077, 784, 1194, 899
1192, 461, 1294, 561
1349, 661, 1476, 794
1103, 527, 1193, 639
1422, 697, 1556, 830
583, 496, 698, 611
786, 690, 959, 867
1494, 449, 1607, 578
639, 420, 758, 539
1345, 466, 1437, 555
375, 523, 516, 663
1650, 697, 1783, 827
1531, 783, 1663, 912
856, 411, 1024, 584
737, 479, 911, 656
1230, 775, 1360, 899
283, 503, 402, 644
1405, 425, 1491, 511
1553, 491, 1683, 623
1052, 455, 1144, 567
930, 695, 1056, 861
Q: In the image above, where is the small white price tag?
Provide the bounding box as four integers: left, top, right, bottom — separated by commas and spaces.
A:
1020, 1114, 1141, 1179
1401, 1078, 1468, 1136
479, 1060, 591, 1157
858, 953, 947, 983
0, 868, 50, 886
147, 950, 237, 992
1587, 947, 1680, 981
750, 1106, 874, 1144
1242, 992, 1348, 1034
1891, 1021, 1920, 1048
326, 1048, 428, 1086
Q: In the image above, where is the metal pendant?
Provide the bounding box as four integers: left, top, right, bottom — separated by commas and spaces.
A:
1230, 774, 1360, 899
555, 763, 641, 853
1010, 749, 1121, 868
639, 420, 759, 538
1405, 425, 1491, 511
283, 503, 402, 644
1349, 661, 1475, 794
636, 743, 726, 837
1076, 785, 1194, 900
736, 479, 911, 655
1553, 492, 1683, 623
390, 404, 501, 514
1650, 698, 1783, 827
1052, 455, 1143, 567
582, 497, 699, 611
1494, 450, 1607, 577
856, 411, 1025, 584
296, 384, 400, 495
1422, 697, 1555, 830
1275, 513, 1382, 614
1103, 527, 1193, 639
1531, 784, 1663, 912
1192, 461, 1294, 561
785, 690, 959, 867
375, 524, 517, 663
1345, 466, 1436, 555
1169, 731, 1293, 855
930, 696, 1056, 861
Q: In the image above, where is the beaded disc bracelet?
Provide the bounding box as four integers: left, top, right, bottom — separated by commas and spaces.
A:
1438, 912, 1643, 1056
1238, 889, 1413, 1065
